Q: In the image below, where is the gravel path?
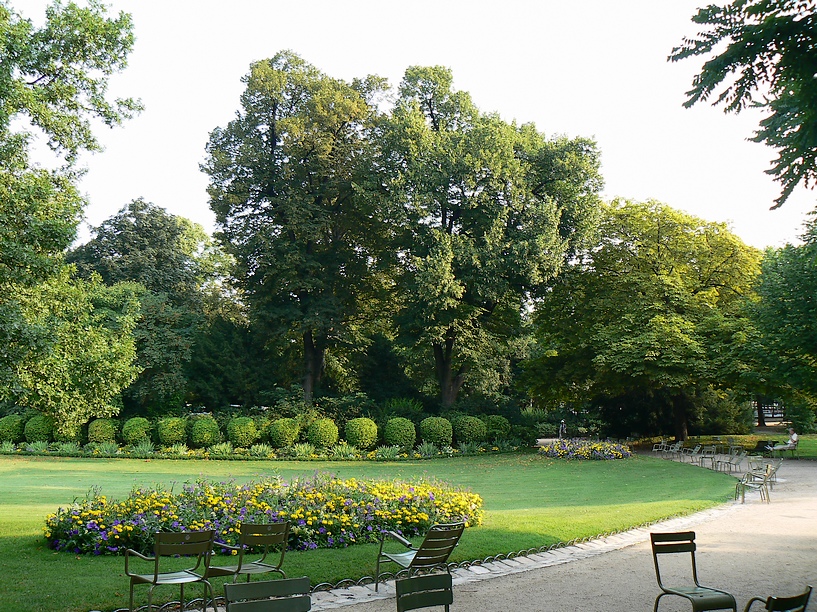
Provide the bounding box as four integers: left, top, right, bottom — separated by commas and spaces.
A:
329, 459, 817, 612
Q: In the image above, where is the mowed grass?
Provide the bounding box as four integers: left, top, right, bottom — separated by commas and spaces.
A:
0, 452, 735, 612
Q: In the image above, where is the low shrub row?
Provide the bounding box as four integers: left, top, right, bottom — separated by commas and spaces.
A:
0, 412, 513, 452
44, 472, 485, 555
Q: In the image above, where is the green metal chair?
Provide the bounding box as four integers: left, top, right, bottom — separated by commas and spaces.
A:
375, 522, 464, 591
743, 585, 812, 612
224, 576, 311, 612
125, 529, 216, 612
650, 531, 736, 612
207, 521, 290, 582
396, 573, 454, 612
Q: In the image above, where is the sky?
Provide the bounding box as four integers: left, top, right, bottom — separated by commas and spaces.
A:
23, 0, 817, 249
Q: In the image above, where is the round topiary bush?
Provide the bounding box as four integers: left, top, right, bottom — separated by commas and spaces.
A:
226, 416, 259, 448
344, 417, 378, 450
156, 417, 187, 446
121, 417, 151, 445
383, 417, 416, 449
188, 415, 221, 449
87, 418, 118, 444
419, 416, 453, 447
54, 422, 83, 444
482, 414, 512, 440
24, 414, 54, 443
265, 418, 300, 449
306, 418, 339, 449
0, 414, 25, 443
453, 415, 487, 444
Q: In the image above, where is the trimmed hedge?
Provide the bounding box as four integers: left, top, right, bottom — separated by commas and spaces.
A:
156, 417, 187, 446
188, 415, 221, 449
482, 414, 511, 440
307, 418, 339, 449
226, 416, 259, 448
453, 415, 487, 444
24, 415, 54, 443
345, 417, 378, 450
54, 423, 83, 443
0, 414, 25, 443
121, 417, 151, 445
420, 416, 453, 447
383, 417, 416, 449
265, 418, 300, 448
87, 418, 118, 444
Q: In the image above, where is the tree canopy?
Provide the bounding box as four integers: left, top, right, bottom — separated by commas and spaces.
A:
670, 0, 817, 208
525, 199, 762, 439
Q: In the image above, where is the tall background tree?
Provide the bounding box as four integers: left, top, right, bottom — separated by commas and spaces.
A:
385, 66, 603, 407
670, 0, 817, 208
524, 199, 762, 439
0, 0, 141, 431
203, 50, 392, 403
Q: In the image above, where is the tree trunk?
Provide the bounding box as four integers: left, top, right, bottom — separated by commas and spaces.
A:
671, 394, 690, 441
302, 329, 325, 404
755, 396, 767, 427
433, 333, 466, 407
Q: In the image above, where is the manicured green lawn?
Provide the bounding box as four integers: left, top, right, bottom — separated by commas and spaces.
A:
0, 452, 735, 612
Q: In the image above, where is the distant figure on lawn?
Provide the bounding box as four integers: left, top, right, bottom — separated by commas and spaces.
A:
559, 420, 567, 439
768, 428, 798, 451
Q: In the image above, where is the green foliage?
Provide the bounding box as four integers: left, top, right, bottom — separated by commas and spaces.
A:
381, 397, 425, 422
264, 418, 300, 448
121, 417, 151, 445
306, 418, 339, 449
525, 199, 761, 439
226, 416, 259, 448
383, 417, 416, 449
54, 422, 82, 444
188, 414, 221, 449
482, 414, 511, 440
87, 418, 118, 444
156, 417, 187, 446
344, 417, 378, 450
386, 66, 603, 406
419, 416, 453, 447
209, 441, 234, 457
248, 443, 274, 458
0, 414, 25, 443
129, 439, 155, 458
24, 414, 53, 443
0, 0, 141, 425
452, 415, 487, 444
670, 0, 817, 207
203, 50, 391, 403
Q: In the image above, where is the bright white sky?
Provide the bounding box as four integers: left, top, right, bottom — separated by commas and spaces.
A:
24, 0, 817, 249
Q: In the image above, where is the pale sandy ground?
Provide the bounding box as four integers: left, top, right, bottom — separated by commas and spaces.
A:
336, 459, 817, 612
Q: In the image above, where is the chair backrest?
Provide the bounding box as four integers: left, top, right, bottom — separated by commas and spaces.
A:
650, 531, 701, 588
152, 530, 215, 578
750, 585, 812, 611
396, 573, 453, 612
409, 523, 465, 571
224, 577, 311, 612
235, 521, 290, 569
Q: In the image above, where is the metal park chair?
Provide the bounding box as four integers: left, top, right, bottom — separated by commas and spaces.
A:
207, 521, 290, 582
375, 522, 464, 591
224, 576, 311, 612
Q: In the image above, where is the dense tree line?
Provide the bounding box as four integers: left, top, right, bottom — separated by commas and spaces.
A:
2, 1, 816, 440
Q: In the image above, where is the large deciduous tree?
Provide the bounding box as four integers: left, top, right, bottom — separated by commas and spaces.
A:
385, 66, 603, 407
670, 0, 817, 207
202, 51, 391, 403
67, 199, 229, 413
0, 0, 141, 426
525, 200, 761, 439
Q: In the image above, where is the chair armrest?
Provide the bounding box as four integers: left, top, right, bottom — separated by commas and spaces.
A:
742, 596, 765, 612
383, 530, 414, 548
124, 548, 154, 576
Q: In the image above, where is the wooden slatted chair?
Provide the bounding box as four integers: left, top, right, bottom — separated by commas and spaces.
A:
744, 585, 812, 612
125, 529, 216, 612
375, 523, 464, 591
396, 573, 453, 612
224, 576, 311, 612
207, 521, 290, 582
650, 531, 736, 612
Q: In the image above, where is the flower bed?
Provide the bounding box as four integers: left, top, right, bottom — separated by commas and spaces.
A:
538, 439, 632, 460
43, 473, 484, 555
